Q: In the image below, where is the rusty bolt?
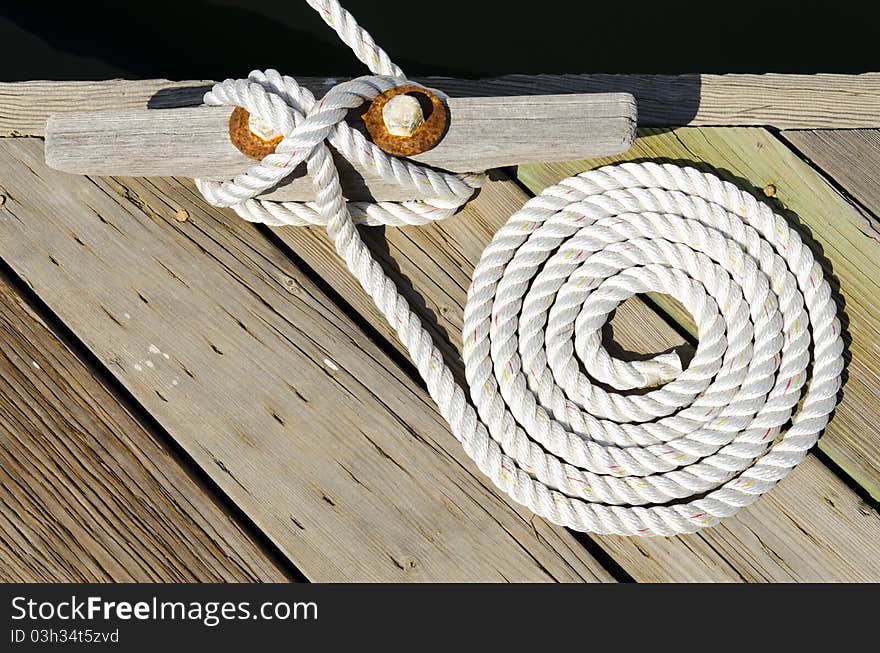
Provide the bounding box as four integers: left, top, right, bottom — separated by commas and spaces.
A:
362, 85, 447, 157
229, 107, 284, 160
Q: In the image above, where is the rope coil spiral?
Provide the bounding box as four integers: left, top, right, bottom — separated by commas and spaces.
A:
195, 0, 844, 536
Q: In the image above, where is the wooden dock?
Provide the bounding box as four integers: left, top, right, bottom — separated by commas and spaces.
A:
1, 75, 879, 582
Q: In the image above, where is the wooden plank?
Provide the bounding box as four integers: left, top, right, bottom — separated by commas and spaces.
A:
782, 129, 880, 218
43, 94, 637, 202
261, 166, 880, 581
0, 138, 614, 582
3, 73, 879, 136
518, 127, 880, 502
0, 277, 288, 582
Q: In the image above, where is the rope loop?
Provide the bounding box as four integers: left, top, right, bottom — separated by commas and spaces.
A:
195, 0, 844, 536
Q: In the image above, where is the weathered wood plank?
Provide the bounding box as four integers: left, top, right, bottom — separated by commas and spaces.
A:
0, 138, 614, 582
0, 276, 289, 582
782, 130, 880, 218
2, 73, 879, 137
43, 93, 637, 201
518, 127, 880, 502
261, 167, 880, 581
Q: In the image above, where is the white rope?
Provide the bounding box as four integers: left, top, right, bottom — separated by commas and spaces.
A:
195, 0, 843, 536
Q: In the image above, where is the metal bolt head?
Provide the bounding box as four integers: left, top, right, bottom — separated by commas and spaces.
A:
247, 113, 281, 142
382, 94, 425, 137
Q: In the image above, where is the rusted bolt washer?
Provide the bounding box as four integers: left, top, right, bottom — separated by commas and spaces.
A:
229, 106, 283, 161
361, 85, 447, 157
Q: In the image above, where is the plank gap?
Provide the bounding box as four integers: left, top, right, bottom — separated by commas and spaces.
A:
811, 447, 880, 515
777, 130, 880, 233
567, 531, 636, 583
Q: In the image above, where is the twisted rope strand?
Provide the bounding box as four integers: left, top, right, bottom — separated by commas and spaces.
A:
195, 0, 843, 536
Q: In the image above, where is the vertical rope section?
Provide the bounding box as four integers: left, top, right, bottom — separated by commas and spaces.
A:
195, 0, 844, 535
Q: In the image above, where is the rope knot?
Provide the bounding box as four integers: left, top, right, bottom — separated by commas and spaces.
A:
195, 70, 483, 228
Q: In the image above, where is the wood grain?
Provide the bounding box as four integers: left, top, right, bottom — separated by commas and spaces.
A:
43, 93, 637, 202
3, 73, 879, 137
518, 127, 880, 502
262, 164, 880, 582
782, 130, 880, 218
0, 138, 614, 582
0, 277, 288, 582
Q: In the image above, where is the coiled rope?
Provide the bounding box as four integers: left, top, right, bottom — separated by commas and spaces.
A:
195, 0, 843, 536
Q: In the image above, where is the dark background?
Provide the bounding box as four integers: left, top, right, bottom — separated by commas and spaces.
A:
0, 0, 875, 81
